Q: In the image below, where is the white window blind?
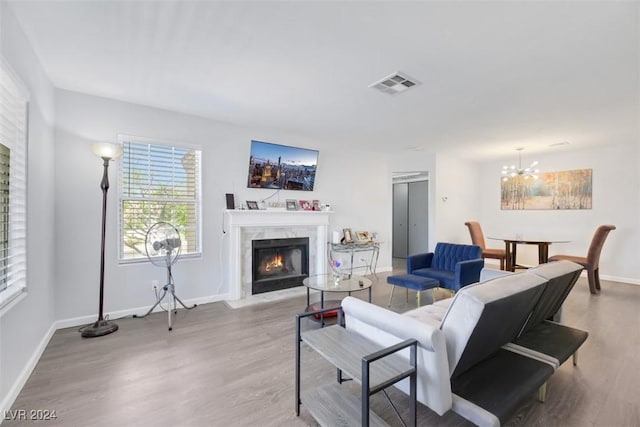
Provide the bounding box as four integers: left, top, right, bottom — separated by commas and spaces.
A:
0, 59, 28, 303
119, 138, 201, 261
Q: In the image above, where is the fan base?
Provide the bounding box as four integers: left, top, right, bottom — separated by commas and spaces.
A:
81, 319, 119, 338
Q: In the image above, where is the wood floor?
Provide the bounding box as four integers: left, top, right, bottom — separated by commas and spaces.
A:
5, 269, 640, 426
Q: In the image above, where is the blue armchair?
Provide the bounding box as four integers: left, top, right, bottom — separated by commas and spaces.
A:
407, 242, 484, 292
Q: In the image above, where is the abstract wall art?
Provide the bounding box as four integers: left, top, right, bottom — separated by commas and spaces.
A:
501, 169, 592, 210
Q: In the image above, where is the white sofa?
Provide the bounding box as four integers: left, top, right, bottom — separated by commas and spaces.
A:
341, 260, 586, 426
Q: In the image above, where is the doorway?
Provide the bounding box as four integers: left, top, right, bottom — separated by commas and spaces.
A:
392, 172, 429, 266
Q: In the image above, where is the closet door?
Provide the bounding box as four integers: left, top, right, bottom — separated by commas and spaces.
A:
392, 183, 409, 258
408, 180, 429, 255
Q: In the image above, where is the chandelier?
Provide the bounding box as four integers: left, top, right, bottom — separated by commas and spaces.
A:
501, 148, 539, 181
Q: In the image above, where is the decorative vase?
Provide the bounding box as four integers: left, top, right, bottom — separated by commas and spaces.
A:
330, 259, 342, 284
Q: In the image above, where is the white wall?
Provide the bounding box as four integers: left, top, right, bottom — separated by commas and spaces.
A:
479, 142, 640, 283
0, 4, 57, 416
54, 90, 392, 322
433, 154, 482, 245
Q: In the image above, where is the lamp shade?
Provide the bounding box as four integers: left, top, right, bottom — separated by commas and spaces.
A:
91, 142, 123, 160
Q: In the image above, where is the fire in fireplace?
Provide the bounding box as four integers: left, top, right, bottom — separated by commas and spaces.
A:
264, 253, 284, 272
252, 237, 309, 294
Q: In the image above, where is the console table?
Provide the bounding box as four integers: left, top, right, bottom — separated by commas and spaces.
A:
295, 311, 418, 427
328, 241, 381, 278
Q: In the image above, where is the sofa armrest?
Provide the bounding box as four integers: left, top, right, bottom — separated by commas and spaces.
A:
341, 296, 453, 416
454, 259, 485, 290
342, 296, 439, 351
407, 252, 433, 273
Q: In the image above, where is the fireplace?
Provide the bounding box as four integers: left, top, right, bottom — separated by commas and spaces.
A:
252, 237, 309, 294
223, 210, 331, 302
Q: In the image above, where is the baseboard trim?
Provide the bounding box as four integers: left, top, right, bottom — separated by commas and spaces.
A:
599, 273, 640, 286
0, 323, 56, 423
55, 294, 231, 330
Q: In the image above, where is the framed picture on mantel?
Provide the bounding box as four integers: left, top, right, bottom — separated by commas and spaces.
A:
299, 200, 312, 211
286, 199, 298, 211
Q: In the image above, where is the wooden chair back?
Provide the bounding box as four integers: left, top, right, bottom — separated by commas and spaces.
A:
587, 225, 616, 268
464, 221, 486, 250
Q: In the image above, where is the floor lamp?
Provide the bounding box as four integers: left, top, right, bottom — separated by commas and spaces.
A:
82, 142, 123, 338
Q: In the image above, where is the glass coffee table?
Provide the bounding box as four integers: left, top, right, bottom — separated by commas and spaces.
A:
303, 274, 373, 323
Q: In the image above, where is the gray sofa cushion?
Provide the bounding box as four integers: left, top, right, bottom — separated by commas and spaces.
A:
440, 272, 548, 379
523, 260, 583, 330
405, 303, 448, 323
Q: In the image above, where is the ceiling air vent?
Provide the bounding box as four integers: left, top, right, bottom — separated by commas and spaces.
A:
369, 72, 419, 95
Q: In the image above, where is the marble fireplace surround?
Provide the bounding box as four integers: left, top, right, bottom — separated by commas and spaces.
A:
223, 210, 332, 302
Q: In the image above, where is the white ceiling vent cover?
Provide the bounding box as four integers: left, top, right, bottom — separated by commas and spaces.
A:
369, 72, 420, 95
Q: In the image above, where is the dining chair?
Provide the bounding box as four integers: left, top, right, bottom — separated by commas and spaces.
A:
465, 221, 506, 270
548, 225, 616, 294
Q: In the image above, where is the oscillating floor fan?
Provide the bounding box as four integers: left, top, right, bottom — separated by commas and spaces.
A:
133, 222, 196, 330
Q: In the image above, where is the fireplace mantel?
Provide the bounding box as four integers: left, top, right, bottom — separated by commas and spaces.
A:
223, 209, 332, 300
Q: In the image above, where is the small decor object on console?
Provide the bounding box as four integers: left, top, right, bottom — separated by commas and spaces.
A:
330, 259, 342, 282
246, 200, 259, 210
286, 199, 298, 210
312, 200, 320, 211
355, 231, 372, 243
299, 200, 312, 210
342, 228, 353, 244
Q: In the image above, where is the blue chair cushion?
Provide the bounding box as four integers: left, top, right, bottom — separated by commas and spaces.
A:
387, 274, 440, 291
412, 268, 455, 289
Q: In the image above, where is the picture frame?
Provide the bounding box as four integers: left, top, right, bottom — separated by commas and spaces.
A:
312, 200, 320, 211
500, 168, 593, 210
299, 200, 312, 211
246, 200, 259, 210
355, 231, 371, 243
342, 228, 353, 244
286, 199, 298, 211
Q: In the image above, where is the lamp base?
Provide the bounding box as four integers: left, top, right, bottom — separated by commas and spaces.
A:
81, 319, 119, 338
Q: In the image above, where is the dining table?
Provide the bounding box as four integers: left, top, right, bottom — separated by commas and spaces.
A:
487, 236, 569, 272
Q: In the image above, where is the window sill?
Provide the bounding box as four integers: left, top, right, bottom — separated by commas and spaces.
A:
118, 252, 202, 265
0, 285, 27, 317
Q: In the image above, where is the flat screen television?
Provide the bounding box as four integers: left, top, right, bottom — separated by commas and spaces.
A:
247, 140, 318, 191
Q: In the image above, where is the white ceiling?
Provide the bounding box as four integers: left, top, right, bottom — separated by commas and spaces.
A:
6, 1, 639, 160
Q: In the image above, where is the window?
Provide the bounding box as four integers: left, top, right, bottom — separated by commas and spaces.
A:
0, 58, 28, 306
119, 136, 201, 261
